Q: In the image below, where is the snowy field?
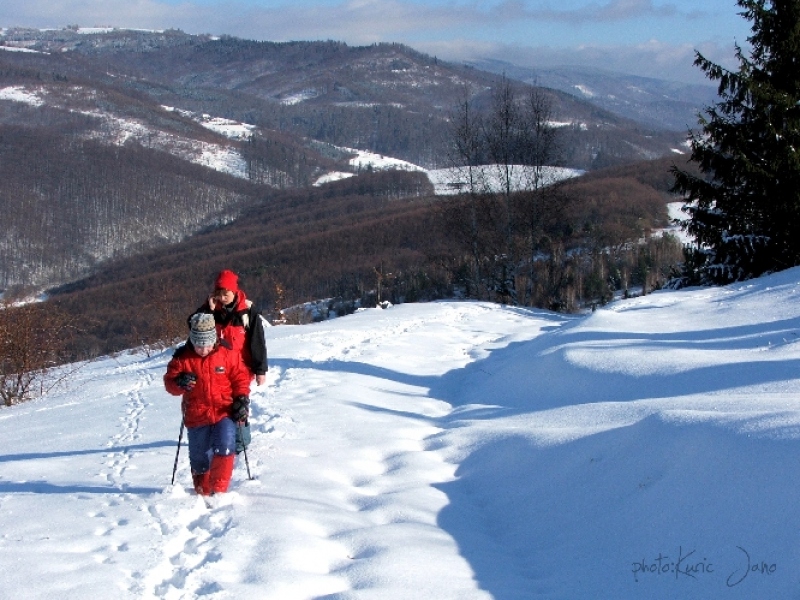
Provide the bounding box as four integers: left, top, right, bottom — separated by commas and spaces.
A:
2, 267, 800, 599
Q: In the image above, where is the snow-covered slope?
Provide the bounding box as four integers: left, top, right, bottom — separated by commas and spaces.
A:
425, 164, 584, 195
0, 84, 253, 180
0, 83, 582, 193
3, 268, 799, 599
312, 145, 585, 194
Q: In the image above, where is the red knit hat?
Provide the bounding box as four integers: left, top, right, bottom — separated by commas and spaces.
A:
215, 269, 239, 292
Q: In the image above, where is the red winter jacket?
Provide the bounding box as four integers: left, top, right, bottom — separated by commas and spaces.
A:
164, 340, 251, 428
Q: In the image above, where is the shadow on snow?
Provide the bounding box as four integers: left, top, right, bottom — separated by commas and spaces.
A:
0, 440, 176, 464
0, 480, 162, 495
274, 299, 800, 599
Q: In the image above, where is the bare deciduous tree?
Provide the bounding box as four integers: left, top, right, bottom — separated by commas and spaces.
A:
442, 76, 567, 305
0, 301, 78, 406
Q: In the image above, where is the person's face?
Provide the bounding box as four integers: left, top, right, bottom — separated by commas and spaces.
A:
195, 345, 214, 357
214, 288, 235, 305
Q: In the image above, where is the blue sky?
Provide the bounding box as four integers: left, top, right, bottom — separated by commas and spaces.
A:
0, 1, 753, 84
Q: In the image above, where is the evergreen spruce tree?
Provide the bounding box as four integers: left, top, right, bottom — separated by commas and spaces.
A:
672, 0, 800, 284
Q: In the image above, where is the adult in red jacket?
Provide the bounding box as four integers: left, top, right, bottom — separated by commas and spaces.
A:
194, 269, 268, 386
164, 312, 252, 495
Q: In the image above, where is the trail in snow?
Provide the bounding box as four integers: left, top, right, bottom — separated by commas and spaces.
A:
2, 275, 800, 599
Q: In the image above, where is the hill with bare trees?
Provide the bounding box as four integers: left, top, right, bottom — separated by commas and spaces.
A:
40, 157, 684, 360
0, 27, 695, 358
0, 27, 694, 293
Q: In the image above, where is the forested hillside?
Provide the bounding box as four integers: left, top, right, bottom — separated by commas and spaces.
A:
0, 54, 341, 289
1, 28, 687, 170
0, 30, 687, 292
0, 27, 689, 352
0, 125, 262, 287
43, 159, 683, 360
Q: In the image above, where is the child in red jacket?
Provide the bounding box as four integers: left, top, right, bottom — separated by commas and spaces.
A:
164, 312, 251, 495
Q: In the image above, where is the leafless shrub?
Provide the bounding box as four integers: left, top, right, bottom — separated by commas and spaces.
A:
0, 300, 78, 406
133, 284, 190, 356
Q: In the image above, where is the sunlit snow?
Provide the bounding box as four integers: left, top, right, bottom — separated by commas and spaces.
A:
426, 165, 584, 195
0, 85, 44, 106
162, 107, 256, 141
2, 266, 800, 598
0, 45, 42, 54
345, 147, 424, 173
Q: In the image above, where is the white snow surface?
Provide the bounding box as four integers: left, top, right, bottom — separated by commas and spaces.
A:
665, 200, 695, 245
0, 45, 42, 54
281, 90, 320, 105
3, 266, 800, 599
312, 148, 583, 194
313, 171, 356, 186
345, 148, 424, 173
162, 107, 256, 141
0, 85, 44, 105
426, 165, 584, 195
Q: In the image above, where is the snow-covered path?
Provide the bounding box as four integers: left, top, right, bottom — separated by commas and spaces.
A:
1, 303, 558, 599
227, 303, 564, 599
2, 272, 800, 599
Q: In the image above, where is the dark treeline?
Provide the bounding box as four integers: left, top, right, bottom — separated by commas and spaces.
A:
561, 157, 693, 300
241, 130, 340, 188
438, 176, 681, 312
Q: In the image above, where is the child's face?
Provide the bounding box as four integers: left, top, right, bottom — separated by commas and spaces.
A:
195, 345, 214, 357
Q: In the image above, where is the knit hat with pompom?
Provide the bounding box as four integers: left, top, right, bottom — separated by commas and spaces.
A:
189, 312, 217, 348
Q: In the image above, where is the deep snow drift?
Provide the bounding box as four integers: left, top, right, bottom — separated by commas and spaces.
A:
2, 267, 800, 599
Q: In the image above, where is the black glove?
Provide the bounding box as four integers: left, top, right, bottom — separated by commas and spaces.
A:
174, 372, 197, 391
232, 395, 249, 422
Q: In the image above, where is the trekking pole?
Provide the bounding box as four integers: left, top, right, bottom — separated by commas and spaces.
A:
171, 418, 185, 485
242, 444, 253, 480
239, 422, 254, 480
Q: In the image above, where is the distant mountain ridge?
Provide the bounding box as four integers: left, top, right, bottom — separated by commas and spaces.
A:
0, 27, 689, 169
468, 59, 718, 133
